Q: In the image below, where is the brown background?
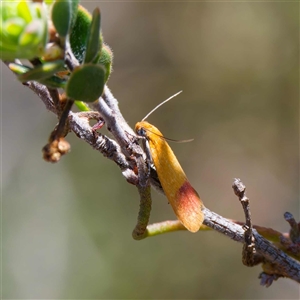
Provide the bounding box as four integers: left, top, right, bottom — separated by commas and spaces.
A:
2, 1, 299, 298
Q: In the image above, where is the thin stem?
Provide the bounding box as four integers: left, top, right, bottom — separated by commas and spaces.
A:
132, 185, 152, 240
53, 98, 74, 140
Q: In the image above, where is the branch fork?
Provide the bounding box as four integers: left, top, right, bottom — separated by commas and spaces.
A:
4, 61, 300, 286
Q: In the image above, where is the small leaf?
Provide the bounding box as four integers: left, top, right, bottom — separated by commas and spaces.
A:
84, 8, 101, 64
8, 62, 31, 74
66, 64, 105, 102
45, 0, 55, 5
9, 63, 66, 88
17, 0, 32, 23
70, 5, 92, 63
40, 76, 66, 89
0, 1, 48, 60
3, 18, 25, 41
75, 101, 90, 111
69, 0, 79, 29
18, 60, 65, 82
51, 0, 71, 37
19, 20, 45, 47
98, 44, 113, 82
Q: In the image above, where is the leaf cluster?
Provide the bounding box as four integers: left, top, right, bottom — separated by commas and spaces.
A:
2, 0, 113, 104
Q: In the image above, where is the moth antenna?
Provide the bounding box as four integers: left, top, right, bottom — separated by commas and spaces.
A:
141, 90, 183, 121
164, 137, 194, 143
144, 127, 194, 143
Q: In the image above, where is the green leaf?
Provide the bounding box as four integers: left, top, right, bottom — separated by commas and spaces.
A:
18, 60, 65, 82
98, 44, 113, 82
9, 63, 66, 88
8, 62, 31, 74
75, 101, 90, 111
40, 76, 66, 89
70, 5, 92, 63
19, 20, 45, 47
3, 18, 25, 41
17, 0, 32, 23
84, 8, 101, 64
69, 0, 79, 29
51, 0, 71, 37
66, 64, 105, 102
0, 1, 48, 60
45, 0, 55, 5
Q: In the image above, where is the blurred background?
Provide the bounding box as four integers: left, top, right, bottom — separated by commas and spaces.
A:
2, 1, 299, 299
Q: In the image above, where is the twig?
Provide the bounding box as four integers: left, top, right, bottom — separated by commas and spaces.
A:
64, 38, 79, 71
23, 81, 56, 114
3, 61, 300, 284
69, 111, 138, 185
132, 185, 152, 240
233, 178, 261, 266
92, 87, 137, 154
203, 207, 300, 283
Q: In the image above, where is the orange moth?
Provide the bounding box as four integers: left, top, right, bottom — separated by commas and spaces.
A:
135, 91, 204, 232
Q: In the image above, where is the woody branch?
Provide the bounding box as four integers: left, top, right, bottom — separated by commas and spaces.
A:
4, 61, 300, 285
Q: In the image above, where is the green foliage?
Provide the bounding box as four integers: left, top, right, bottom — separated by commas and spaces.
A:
8, 62, 31, 74
0, 0, 48, 60
74, 101, 91, 111
1, 1, 113, 109
8, 62, 66, 88
66, 64, 105, 102
39, 75, 67, 89
70, 5, 93, 63
44, 0, 55, 5
67, 5, 112, 101
69, 5, 113, 81
18, 60, 65, 82
51, 0, 79, 38
84, 8, 102, 64
98, 44, 113, 82
51, 0, 72, 38
69, 0, 80, 29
